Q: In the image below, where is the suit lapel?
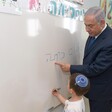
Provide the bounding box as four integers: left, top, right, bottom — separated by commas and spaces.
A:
84, 36, 92, 56
84, 35, 105, 59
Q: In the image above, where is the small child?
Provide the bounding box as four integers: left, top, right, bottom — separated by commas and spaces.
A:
52, 73, 90, 112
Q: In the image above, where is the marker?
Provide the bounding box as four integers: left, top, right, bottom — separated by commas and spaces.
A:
56, 88, 61, 90
53, 88, 61, 92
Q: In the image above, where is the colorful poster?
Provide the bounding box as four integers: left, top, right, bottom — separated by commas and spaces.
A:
0, 0, 22, 15
28, 0, 40, 11
27, 0, 85, 21
65, 0, 84, 5
100, 0, 112, 27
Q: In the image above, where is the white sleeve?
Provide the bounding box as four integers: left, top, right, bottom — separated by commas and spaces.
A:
64, 100, 69, 109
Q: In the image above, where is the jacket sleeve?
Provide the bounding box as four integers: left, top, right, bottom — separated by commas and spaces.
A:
70, 44, 112, 77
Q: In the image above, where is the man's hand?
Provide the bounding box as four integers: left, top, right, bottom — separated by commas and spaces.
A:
55, 62, 70, 72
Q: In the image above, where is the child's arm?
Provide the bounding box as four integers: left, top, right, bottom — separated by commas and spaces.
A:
52, 89, 67, 105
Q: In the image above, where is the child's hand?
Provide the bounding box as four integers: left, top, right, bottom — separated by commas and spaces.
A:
52, 89, 59, 96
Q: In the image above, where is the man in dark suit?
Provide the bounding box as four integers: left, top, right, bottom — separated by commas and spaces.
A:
55, 6, 112, 112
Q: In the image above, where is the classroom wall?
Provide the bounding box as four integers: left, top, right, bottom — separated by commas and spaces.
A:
0, 0, 100, 112
84, 0, 100, 9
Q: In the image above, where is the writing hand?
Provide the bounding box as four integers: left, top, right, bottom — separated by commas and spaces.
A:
52, 89, 59, 96
55, 62, 70, 72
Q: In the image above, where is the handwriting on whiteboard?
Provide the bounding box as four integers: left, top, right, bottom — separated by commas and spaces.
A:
45, 48, 73, 62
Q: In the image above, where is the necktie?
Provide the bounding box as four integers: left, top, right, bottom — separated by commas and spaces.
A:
88, 37, 96, 48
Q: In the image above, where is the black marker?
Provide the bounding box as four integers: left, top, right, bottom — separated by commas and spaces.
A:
53, 88, 61, 92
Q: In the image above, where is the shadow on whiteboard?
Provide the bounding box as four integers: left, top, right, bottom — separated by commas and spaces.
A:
55, 17, 77, 34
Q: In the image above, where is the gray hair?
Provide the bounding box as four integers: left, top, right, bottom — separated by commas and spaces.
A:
84, 6, 105, 23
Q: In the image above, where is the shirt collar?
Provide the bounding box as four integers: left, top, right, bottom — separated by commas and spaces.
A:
95, 24, 107, 39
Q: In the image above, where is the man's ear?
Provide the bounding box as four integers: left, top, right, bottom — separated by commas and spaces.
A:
100, 19, 105, 27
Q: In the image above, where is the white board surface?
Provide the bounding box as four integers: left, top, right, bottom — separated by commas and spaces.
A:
0, 11, 87, 112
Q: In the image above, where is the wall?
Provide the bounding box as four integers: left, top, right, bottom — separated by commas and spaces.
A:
0, 0, 100, 112
84, 0, 100, 9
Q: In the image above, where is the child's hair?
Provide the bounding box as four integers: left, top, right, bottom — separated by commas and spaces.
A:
69, 73, 90, 96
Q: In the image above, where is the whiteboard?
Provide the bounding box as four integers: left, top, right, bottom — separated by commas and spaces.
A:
0, 11, 87, 112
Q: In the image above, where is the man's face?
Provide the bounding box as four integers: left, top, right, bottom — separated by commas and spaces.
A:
84, 15, 103, 37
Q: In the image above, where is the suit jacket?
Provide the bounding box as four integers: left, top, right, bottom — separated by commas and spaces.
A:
70, 25, 112, 101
